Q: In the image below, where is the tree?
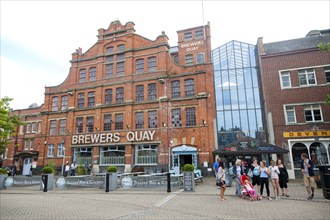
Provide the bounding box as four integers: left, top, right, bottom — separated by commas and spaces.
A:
326, 94, 330, 107
0, 97, 22, 154
318, 42, 330, 51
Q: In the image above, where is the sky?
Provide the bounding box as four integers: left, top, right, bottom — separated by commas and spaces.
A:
1, 0, 329, 110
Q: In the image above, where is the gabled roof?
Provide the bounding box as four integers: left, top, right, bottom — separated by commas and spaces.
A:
213, 136, 289, 156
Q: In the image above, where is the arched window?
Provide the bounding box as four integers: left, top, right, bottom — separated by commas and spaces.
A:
310, 142, 329, 165
292, 143, 308, 168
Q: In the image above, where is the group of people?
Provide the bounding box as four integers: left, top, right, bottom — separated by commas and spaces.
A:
213, 157, 290, 201
213, 153, 316, 201
64, 161, 92, 177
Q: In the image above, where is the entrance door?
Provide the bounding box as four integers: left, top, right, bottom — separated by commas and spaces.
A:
22, 158, 32, 175
172, 145, 197, 175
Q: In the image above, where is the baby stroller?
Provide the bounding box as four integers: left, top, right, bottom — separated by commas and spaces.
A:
240, 174, 261, 201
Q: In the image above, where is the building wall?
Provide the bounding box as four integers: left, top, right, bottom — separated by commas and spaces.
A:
258, 37, 330, 178
5, 20, 216, 175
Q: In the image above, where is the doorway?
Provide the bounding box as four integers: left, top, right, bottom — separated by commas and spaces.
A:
22, 158, 32, 175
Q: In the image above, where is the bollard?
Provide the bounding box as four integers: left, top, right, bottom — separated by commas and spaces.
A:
167, 172, 171, 193
105, 173, 110, 192
42, 174, 48, 192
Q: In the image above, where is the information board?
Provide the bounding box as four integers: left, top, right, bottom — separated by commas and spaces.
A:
183, 172, 195, 192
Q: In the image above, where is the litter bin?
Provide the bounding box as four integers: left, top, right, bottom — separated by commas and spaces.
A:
225, 168, 233, 187
317, 165, 330, 200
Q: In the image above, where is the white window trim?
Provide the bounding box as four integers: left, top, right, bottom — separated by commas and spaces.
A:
283, 105, 297, 125
298, 69, 317, 86
279, 71, 292, 89
304, 104, 323, 123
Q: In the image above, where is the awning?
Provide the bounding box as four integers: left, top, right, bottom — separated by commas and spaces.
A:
213, 137, 289, 156
14, 151, 39, 160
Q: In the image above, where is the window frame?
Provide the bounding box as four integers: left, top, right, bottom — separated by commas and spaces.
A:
184, 79, 195, 97
103, 114, 112, 131
136, 85, 144, 102
76, 117, 83, 134
79, 69, 86, 82
185, 54, 194, 66
57, 143, 65, 157
298, 69, 316, 86
47, 144, 54, 157
148, 110, 157, 128
52, 96, 58, 111
195, 30, 204, 39
105, 89, 113, 104
148, 83, 157, 101
115, 113, 124, 130
324, 66, 330, 83
61, 95, 68, 110
89, 67, 96, 81
148, 57, 157, 72
186, 107, 196, 127
284, 105, 296, 124
196, 53, 205, 64
136, 59, 144, 74
280, 71, 292, 88
184, 32, 192, 41
86, 116, 94, 133
49, 120, 57, 135
77, 93, 85, 109
116, 87, 124, 104
171, 108, 182, 127
88, 92, 95, 107
59, 119, 66, 135
171, 80, 181, 98
304, 105, 323, 122
135, 112, 144, 129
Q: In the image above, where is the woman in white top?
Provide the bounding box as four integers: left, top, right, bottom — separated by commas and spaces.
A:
269, 160, 280, 200
217, 161, 227, 201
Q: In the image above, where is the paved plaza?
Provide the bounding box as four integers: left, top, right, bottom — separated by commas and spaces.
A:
0, 176, 329, 220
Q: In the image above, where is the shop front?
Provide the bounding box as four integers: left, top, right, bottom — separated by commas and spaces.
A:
284, 130, 330, 179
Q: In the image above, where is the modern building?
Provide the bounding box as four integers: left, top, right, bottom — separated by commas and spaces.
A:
211, 40, 287, 167
3, 20, 216, 176
257, 29, 330, 178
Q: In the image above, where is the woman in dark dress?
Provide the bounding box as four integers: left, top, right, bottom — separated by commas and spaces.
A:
277, 159, 289, 197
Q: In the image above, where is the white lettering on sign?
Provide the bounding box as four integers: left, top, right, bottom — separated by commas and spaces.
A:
180, 40, 204, 52
126, 130, 156, 142
71, 131, 154, 145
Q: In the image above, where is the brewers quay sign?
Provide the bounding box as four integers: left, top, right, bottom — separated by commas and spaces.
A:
72, 130, 156, 145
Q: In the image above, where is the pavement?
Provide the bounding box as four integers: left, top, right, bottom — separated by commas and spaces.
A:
0, 176, 329, 220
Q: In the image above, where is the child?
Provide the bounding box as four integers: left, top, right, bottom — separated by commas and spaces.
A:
244, 179, 257, 197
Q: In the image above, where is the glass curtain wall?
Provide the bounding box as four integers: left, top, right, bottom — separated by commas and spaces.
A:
212, 41, 264, 146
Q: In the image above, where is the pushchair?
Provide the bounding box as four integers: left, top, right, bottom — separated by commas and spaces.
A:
239, 174, 261, 201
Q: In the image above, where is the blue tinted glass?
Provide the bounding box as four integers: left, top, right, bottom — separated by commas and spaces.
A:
232, 110, 240, 129
230, 89, 239, 109
248, 109, 257, 133
246, 88, 255, 108
223, 90, 231, 110
216, 91, 223, 111
240, 110, 248, 134
244, 68, 252, 89
254, 88, 260, 108
251, 68, 258, 88
249, 46, 256, 67
236, 68, 245, 87
224, 111, 233, 129
217, 111, 225, 130
238, 89, 247, 109
256, 109, 263, 131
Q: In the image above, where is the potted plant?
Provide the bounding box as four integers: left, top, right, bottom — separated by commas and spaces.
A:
41, 166, 54, 191
0, 168, 8, 190
183, 164, 195, 192
77, 165, 87, 175
105, 166, 118, 191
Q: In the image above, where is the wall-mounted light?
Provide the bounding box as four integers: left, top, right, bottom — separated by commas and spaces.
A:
159, 79, 165, 84
126, 124, 131, 129
66, 129, 71, 133
162, 122, 166, 127
67, 91, 74, 96
202, 119, 207, 126
95, 127, 100, 131
44, 141, 47, 145
41, 132, 45, 135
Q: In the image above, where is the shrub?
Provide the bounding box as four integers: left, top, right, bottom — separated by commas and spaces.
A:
42, 166, 54, 174
183, 164, 194, 172
106, 166, 117, 173
0, 168, 8, 175
77, 166, 87, 175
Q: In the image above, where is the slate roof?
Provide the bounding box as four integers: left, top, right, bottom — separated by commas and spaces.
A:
264, 34, 330, 54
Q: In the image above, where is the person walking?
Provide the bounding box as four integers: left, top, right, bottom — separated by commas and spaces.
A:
301, 153, 315, 200
233, 159, 244, 197
269, 160, 280, 200
213, 157, 221, 188
250, 158, 261, 195
64, 161, 70, 177
71, 161, 77, 176
277, 159, 289, 197
217, 161, 227, 201
259, 160, 271, 200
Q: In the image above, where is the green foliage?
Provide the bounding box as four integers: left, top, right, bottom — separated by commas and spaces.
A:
0, 97, 23, 154
77, 166, 87, 175
326, 94, 330, 107
183, 164, 194, 172
42, 166, 54, 174
106, 166, 117, 173
318, 42, 330, 51
0, 168, 8, 174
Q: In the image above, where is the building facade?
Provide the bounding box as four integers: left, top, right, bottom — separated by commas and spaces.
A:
257, 29, 330, 178
3, 20, 216, 176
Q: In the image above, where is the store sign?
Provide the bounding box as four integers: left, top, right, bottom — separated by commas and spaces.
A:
71, 130, 156, 145
283, 130, 330, 138
180, 40, 204, 52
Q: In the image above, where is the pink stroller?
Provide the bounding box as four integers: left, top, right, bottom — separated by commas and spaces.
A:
240, 174, 261, 201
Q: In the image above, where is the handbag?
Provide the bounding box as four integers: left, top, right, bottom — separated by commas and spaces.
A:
247, 169, 253, 178
216, 178, 221, 186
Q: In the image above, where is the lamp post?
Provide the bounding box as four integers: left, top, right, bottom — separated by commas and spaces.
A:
61, 140, 65, 176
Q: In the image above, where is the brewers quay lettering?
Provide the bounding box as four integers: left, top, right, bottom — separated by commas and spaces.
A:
72, 130, 156, 145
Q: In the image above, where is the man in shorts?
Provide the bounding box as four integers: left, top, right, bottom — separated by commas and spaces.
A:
301, 153, 315, 200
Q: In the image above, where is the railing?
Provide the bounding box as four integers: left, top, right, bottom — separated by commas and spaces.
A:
76, 157, 92, 165
137, 155, 157, 164
101, 156, 125, 165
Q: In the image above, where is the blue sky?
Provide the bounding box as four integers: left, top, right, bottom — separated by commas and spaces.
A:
1, 0, 329, 110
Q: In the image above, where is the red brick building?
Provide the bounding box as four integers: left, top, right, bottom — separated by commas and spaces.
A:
4, 20, 216, 176
257, 29, 330, 178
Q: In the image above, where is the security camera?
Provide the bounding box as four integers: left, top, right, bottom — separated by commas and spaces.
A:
159, 79, 165, 84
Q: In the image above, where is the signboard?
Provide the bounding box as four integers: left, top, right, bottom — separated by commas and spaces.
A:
283, 130, 330, 138
183, 172, 195, 192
